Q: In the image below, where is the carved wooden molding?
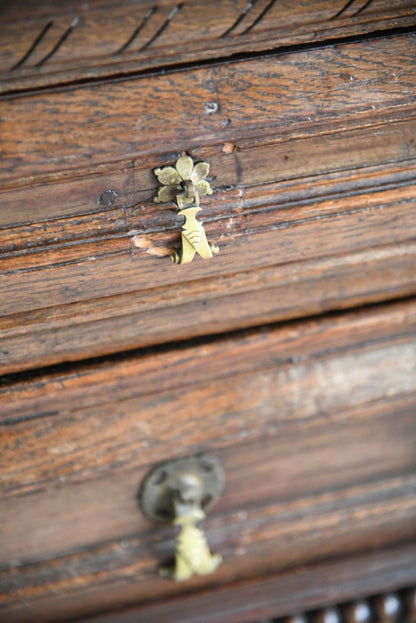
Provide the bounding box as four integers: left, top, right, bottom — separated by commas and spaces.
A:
1, 0, 416, 92
275, 587, 416, 623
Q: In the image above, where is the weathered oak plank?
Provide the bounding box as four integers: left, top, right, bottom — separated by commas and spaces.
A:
70, 547, 416, 623
1, 0, 415, 93
1, 35, 416, 184
1, 3, 415, 622
0, 34, 415, 372
1, 302, 415, 620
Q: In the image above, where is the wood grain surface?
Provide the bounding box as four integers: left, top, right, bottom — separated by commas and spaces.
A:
1, 300, 415, 622
1, 32, 416, 373
72, 564, 416, 623
1, 4, 416, 621
1, 0, 415, 93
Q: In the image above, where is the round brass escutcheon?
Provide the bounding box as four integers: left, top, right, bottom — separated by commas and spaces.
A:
139, 454, 224, 522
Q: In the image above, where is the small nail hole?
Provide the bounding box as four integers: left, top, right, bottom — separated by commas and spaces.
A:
205, 102, 220, 115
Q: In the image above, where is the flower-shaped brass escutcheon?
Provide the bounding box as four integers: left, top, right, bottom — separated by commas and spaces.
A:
153, 153, 219, 264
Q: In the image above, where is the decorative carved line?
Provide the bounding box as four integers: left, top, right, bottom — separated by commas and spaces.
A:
141, 3, 184, 50
353, 0, 374, 17
11, 21, 53, 70
220, 0, 261, 38
115, 7, 157, 54
331, 0, 374, 20
2, 0, 401, 77
331, 0, 356, 20
35, 17, 80, 68
220, 0, 278, 38
241, 0, 278, 35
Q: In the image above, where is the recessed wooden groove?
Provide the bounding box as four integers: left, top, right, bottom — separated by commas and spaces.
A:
10, 21, 53, 70
220, 0, 261, 38
115, 7, 157, 54
34, 17, 79, 67
241, 0, 278, 35
353, 0, 374, 18
141, 3, 183, 50
331, 0, 358, 21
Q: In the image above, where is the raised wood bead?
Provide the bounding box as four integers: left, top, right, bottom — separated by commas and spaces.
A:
314, 607, 343, 623
343, 600, 372, 623
271, 589, 416, 623
282, 615, 310, 623
373, 594, 402, 623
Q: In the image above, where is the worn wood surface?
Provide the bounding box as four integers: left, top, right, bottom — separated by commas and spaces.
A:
1, 3, 416, 621
3, 34, 416, 183
1, 0, 416, 93
1, 32, 416, 373
1, 300, 415, 622
72, 564, 416, 623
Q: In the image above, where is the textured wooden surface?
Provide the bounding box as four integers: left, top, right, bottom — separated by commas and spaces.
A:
1, 300, 415, 622
1, 2, 416, 621
1, 0, 416, 93
1, 32, 416, 373
74, 573, 416, 623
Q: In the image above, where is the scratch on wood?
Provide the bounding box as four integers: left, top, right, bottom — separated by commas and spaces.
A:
132, 234, 173, 257
223, 142, 235, 153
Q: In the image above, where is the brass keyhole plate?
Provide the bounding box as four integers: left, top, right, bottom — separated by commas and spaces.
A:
139, 454, 224, 522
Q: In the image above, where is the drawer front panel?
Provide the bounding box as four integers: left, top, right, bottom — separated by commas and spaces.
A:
1, 34, 416, 374
1, 300, 415, 622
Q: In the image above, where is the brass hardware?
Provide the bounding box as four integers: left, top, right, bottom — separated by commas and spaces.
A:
139, 454, 224, 581
153, 152, 219, 264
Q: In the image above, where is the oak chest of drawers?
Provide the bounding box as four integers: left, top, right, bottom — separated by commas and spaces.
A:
1, 1, 416, 621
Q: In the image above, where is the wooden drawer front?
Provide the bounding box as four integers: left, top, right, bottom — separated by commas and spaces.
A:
1, 0, 416, 93
1, 300, 416, 622
1, 32, 416, 375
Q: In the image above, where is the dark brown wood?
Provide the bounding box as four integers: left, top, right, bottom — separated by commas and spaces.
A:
406, 588, 416, 623
1, 33, 416, 373
1, 0, 415, 93
2, 34, 416, 184
4, 548, 414, 623
0, 300, 415, 622
77, 583, 416, 623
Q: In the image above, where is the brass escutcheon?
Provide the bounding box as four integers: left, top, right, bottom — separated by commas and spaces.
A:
153, 153, 219, 264
139, 454, 224, 581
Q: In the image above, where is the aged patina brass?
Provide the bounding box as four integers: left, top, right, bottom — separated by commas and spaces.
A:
139, 454, 224, 581
153, 152, 219, 264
